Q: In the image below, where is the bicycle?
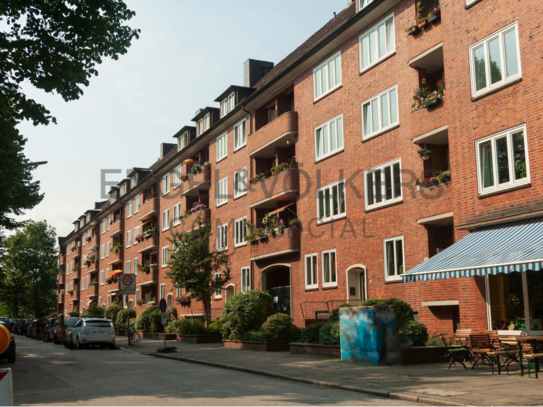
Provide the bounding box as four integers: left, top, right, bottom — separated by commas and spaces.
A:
128, 322, 141, 346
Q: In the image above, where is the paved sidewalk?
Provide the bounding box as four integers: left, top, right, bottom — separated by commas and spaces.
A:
117, 337, 543, 406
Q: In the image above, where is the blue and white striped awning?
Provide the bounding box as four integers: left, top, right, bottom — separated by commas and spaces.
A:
402, 217, 543, 282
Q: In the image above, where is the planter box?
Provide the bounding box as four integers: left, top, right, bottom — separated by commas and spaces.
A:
401, 346, 455, 365
289, 343, 340, 358
176, 334, 223, 344
421, 97, 441, 109
223, 340, 289, 352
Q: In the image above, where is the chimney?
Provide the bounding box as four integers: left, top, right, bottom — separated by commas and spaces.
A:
160, 143, 176, 159
244, 59, 274, 88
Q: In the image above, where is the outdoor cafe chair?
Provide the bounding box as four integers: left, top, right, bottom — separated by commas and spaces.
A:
523, 353, 543, 379
441, 333, 469, 370
469, 334, 497, 370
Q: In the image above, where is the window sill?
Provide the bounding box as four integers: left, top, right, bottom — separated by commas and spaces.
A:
315, 148, 344, 164
316, 214, 347, 226
466, 0, 483, 9
365, 199, 403, 213
305, 287, 319, 292
216, 202, 228, 209
478, 182, 531, 199
359, 52, 396, 76
216, 156, 228, 165
234, 144, 247, 153
362, 123, 400, 143
234, 192, 247, 201
313, 85, 343, 104
385, 278, 403, 284
471, 77, 523, 102
235, 243, 248, 248
173, 185, 181, 191
322, 285, 338, 290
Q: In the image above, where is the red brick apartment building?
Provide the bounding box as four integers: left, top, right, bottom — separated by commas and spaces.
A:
57, 0, 543, 335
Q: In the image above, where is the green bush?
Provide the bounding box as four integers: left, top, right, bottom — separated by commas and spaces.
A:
87, 304, 105, 317
165, 318, 207, 335
135, 305, 161, 332
207, 318, 224, 335
104, 305, 123, 324
221, 291, 274, 340
290, 325, 302, 342
402, 321, 429, 346
69, 310, 79, 317
319, 321, 340, 345
362, 298, 415, 331
116, 309, 136, 329
241, 329, 271, 342
261, 313, 295, 342
329, 303, 354, 322
300, 322, 326, 344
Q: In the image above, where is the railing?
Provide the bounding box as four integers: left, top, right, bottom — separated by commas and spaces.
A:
249, 227, 300, 261
188, 308, 223, 322
108, 218, 123, 237
249, 111, 298, 154
249, 168, 299, 208
138, 197, 158, 222
176, 208, 211, 233
299, 298, 365, 320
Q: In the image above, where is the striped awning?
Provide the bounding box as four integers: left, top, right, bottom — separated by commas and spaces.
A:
107, 269, 122, 278
403, 217, 543, 282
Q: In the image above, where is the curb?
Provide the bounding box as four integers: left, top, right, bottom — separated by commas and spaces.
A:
149, 353, 467, 406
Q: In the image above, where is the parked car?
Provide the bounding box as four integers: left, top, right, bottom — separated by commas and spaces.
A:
67, 318, 115, 349
41, 318, 56, 342
53, 317, 80, 344
0, 322, 15, 363
0, 318, 7, 324
14, 319, 28, 335
44, 318, 58, 342
26, 319, 38, 338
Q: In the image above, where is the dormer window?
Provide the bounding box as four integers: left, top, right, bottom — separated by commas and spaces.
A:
178, 131, 189, 150
228, 92, 235, 111
221, 99, 228, 117
131, 174, 137, 188
198, 119, 204, 136
204, 113, 210, 131
360, 0, 374, 10
86, 213, 91, 223
221, 93, 236, 118
110, 191, 116, 201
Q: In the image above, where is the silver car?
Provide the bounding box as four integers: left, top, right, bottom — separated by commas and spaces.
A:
67, 318, 116, 349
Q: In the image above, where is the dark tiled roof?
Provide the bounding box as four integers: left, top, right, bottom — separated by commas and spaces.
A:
149, 145, 179, 171
253, 2, 356, 89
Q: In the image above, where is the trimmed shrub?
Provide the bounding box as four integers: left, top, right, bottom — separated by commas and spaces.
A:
362, 298, 415, 331
319, 321, 340, 345
403, 321, 429, 346
87, 304, 105, 317
329, 303, 354, 323
104, 305, 123, 324
165, 318, 207, 335
221, 290, 274, 340
116, 309, 136, 329
300, 322, 326, 344
241, 329, 271, 342
290, 325, 302, 342
261, 313, 295, 342
69, 310, 79, 317
135, 305, 161, 332
207, 318, 224, 335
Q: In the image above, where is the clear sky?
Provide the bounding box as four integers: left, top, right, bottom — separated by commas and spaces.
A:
15, 0, 348, 241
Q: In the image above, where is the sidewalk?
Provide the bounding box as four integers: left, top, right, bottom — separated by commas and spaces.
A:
117, 337, 543, 406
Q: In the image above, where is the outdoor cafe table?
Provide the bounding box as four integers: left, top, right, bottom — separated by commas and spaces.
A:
505, 335, 543, 376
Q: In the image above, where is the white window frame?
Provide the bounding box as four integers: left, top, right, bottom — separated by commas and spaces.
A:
162, 209, 170, 231
304, 253, 319, 289
383, 235, 405, 282
162, 173, 170, 195
100, 270, 104, 285
107, 215, 111, 231
360, 0, 375, 10
125, 260, 131, 274
160, 283, 165, 300
178, 131, 189, 150
221, 99, 228, 118
364, 158, 403, 211
214, 272, 222, 299
106, 242, 111, 257
216, 223, 228, 251
316, 179, 346, 224
134, 195, 139, 213
475, 124, 530, 196
315, 114, 344, 161
161, 246, 170, 268
241, 267, 250, 293
216, 132, 227, 162
321, 249, 338, 288
216, 177, 228, 207
234, 167, 247, 198
204, 113, 210, 131
173, 203, 181, 226
313, 50, 342, 101
101, 244, 105, 259
234, 217, 247, 248
469, 22, 521, 98
233, 119, 247, 151
358, 13, 395, 74
361, 84, 399, 140
133, 228, 139, 245
173, 165, 182, 189
126, 230, 131, 248
228, 92, 235, 111
133, 258, 139, 276
127, 200, 132, 218
101, 219, 105, 234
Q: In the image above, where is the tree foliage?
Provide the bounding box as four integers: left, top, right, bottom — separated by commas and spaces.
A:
221, 291, 274, 340
166, 218, 233, 326
0, 221, 58, 317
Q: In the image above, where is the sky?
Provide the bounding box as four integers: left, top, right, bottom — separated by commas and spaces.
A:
15, 0, 347, 241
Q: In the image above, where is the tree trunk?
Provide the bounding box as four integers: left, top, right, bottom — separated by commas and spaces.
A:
203, 297, 211, 327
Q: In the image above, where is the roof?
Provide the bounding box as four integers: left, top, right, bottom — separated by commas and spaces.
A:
173, 126, 195, 139
192, 107, 219, 122
253, 2, 356, 89
149, 145, 179, 171
214, 85, 255, 102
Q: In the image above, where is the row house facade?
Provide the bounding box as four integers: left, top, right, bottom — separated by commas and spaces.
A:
58, 0, 543, 335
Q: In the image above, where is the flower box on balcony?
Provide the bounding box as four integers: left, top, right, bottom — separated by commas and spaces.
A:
421, 97, 440, 109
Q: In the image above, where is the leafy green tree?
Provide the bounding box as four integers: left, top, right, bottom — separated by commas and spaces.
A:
0, 221, 58, 317
166, 217, 233, 326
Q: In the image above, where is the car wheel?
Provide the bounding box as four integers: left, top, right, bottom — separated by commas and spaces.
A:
108, 343, 115, 350
53, 335, 59, 344
7, 354, 15, 364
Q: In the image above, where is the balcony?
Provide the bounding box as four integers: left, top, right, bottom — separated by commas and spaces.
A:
86, 283, 99, 297
108, 249, 123, 265
71, 245, 81, 259
136, 267, 158, 288
137, 232, 159, 255
249, 111, 298, 158
58, 275, 65, 285
59, 255, 65, 266
249, 168, 299, 209
182, 165, 211, 197
176, 208, 211, 234
108, 219, 123, 238
106, 279, 121, 294
138, 197, 158, 222
85, 232, 99, 250
249, 227, 300, 261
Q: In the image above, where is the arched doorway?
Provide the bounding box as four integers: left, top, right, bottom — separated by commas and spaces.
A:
346, 265, 367, 303
262, 264, 291, 316
224, 284, 235, 301
128, 300, 134, 310
166, 293, 174, 308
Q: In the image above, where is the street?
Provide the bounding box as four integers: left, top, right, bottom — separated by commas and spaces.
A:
3, 336, 414, 406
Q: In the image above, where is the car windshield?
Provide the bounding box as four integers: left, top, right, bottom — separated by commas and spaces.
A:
85, 321, 112, 328
66, 319, 80, 327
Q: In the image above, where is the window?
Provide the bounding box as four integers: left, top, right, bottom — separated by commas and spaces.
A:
173, 165, 182, 188
217, 223, 228, 251
317, 180, 346, 223
99, 296, 102, 306
214, 272, 222, 299
134, 195, 139, 213
315, 114, 344, 161
107, 295, 110, 308
133, 228, 139, 245
101, 219, 105, 234
178, 131, 189, 150
476, 124, 529, 195
216, 133, 227, 161
360, 0, 375, 9
107, 215, 111, 231
106, 242, 111, 257
160, 284, 165, 300
83, 232, 86, 246
162, 174, 170, 195
131, 174, 137, 188
133, 258, 139, 276
313, 51, 342, 100
361, 84, 399, 140
469, 22, 521, 98
127, 200, 132, 218
228, 92, 235, 111
125, 260, 131, 274
322, 249, 337, 287
176, 287, 182, 297
234, 168, 247, 198
383, 236, 404, 281
100, 270, 104, 285
241, 267, 250, 293
221, 99, 228, 117
204, 113, 210, 131
466, 0, 478, 5
126, 230, 131, 248
135, 290, 139, 304
162, 209, 170, 231
161, 246, 169, 268
173, 203, 181, 226
364, 158, 402, 210
359, 14, 395, 73
234, 119, 247, 151
304, 253, 318, 289
234, 217, 247, 247
216, 177, 228, 207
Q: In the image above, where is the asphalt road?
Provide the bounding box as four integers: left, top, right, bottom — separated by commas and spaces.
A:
2, 336, 415, 406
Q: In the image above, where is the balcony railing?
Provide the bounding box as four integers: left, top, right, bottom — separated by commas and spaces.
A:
175, 208, 211, 234
71, 245, 81, 259
137, 232, 158, 254
249, 111, 298, 156
138, 197, 158, 222
249, 227, 300, 261
182, 165, 211, 196
107, 249, 123, 265
108, 219, 123, 238
249, 168, 299, 208
59, 255, 65, 266
136, 267, 158, 287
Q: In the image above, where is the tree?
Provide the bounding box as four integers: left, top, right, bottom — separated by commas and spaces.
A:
0, 221, 58, 317
0, 1, 140, 233
166, 217, 233, 326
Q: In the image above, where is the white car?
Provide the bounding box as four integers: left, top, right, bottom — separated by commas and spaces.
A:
67, 318, 116, 349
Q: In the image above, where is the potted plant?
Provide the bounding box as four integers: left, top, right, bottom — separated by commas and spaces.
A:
436, 170, 451, 184
289, 219, 301, 228
181, 173, 189, 181
414, 178, 421, 191
418, 16, 429, 29
405, 23, 418, 36
111, 242, 122, 254
437, 79, 446, 96
428, 7, 441, 23
418, 149, 432, 160
413, 87, 427, 107
137, 299, 145, 307
86, 236, 92, 243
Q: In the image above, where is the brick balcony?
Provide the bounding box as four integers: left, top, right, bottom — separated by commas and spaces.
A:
108, 219, 123, 238
249, 227, 300, 261
249, 111, 298, 155
138, 197, 158, 222
137, 232, 159, 254
175, 208, 211, 233
411, 96, 449, 138
182, 165, 211, 196
85, 232, 99, 250
87, 284, 99, 297
136, 267, 159, 288
71, 245, 81, 259
106, 280, 121, 294
108, 249, 123, 265
59, 255, 65, 266
58, 274, 65, 285
249, 169, 299, 209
